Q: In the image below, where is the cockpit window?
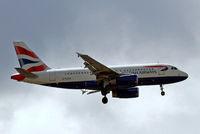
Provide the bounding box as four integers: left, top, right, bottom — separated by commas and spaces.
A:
171, 67, 178, 70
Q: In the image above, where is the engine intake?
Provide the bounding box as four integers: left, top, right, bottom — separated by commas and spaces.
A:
112, 87, 139, 98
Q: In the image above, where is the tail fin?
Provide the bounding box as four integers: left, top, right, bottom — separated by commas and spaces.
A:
13, 41, 50, 72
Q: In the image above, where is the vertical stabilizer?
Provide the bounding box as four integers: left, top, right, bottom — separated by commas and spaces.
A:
13, 41, 50, 72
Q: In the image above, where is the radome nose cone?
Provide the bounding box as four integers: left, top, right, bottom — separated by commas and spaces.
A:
182, 72, 188, 80
185, 73, 188, 79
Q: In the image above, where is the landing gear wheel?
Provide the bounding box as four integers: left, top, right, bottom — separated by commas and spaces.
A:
102, 97, 108, 104
161, 91, 165, 96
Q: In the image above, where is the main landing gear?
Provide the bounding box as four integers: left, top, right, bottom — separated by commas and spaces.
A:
160, 84, 165, 96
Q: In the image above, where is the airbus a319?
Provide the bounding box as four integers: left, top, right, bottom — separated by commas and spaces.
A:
11, 42, 188, 104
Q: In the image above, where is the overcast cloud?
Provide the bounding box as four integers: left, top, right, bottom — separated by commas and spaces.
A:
0, 0, 200, 134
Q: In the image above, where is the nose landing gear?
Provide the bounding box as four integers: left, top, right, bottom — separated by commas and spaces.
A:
160, 84, 165, 96
101, 89, 108, 104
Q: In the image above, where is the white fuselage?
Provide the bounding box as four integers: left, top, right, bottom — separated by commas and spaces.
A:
22, 64, 188, 90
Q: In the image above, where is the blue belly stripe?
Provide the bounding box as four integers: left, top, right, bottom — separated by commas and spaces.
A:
41, 76, 187, 89
138, 76, 187, 85
42, 81, 98, 89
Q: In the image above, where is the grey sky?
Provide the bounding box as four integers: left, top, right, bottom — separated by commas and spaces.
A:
0, 0, 200, 134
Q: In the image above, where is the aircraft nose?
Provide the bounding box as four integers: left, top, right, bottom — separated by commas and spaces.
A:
180, 71, 188, 80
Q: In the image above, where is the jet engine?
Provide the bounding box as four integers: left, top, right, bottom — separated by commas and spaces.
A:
109, 74, 138, 87
112, 87, 139, 98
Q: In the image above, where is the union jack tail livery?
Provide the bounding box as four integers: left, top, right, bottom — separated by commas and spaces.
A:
13, 42, 50, 72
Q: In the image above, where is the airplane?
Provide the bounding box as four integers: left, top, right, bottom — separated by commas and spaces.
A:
11, 42, 188, 104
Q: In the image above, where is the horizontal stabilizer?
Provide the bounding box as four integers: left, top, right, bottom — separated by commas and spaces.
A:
15, 68, 38, 78
87, 90, 100, 95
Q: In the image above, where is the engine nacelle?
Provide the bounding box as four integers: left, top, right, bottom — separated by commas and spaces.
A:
112, 87, 139, 98
109, 74, 138, 87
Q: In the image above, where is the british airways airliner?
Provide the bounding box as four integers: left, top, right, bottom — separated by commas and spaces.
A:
11, 42, 188, 104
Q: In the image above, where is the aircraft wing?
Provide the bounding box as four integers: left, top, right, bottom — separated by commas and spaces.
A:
77, 53, 119, 82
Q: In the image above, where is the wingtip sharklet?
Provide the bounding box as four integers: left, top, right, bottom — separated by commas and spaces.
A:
76, 52, 85, 57
76, 52, 81, 57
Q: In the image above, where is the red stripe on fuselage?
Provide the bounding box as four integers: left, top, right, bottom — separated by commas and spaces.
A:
144, 65, 167, 68
27, 64, 47, 72
14, 46, 38, 59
